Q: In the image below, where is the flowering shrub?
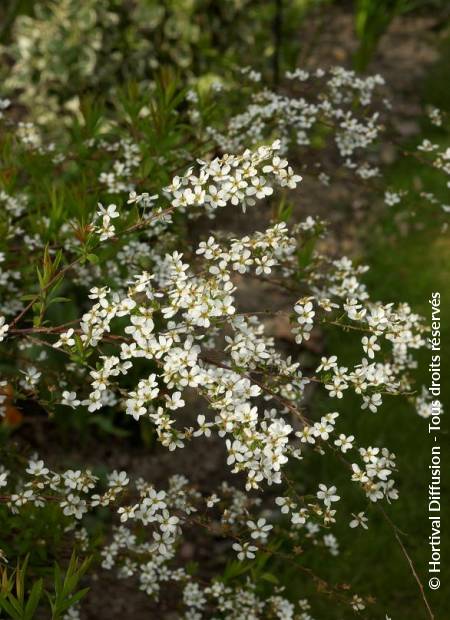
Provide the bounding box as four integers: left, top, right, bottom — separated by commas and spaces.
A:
199, 66, 385, 166
189, 66, 450, 224
0, 124, 433, 616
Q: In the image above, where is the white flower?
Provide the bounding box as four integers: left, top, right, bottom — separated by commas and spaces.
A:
206, 494, 219, 508
21, 367, 41, 389
317, 356, 337, 372
384, 191, 403, 206
97, 203, 120, 219
291, 509, 308, 525
349, 512, 368, 529
313, 420, 334, 440
26, 459, 49, 476
334, 434, 354, 453
0, 471, 8, 488
158, 509, 179, 534
61, 391, 81, 408
294, 301, 315, 325
362, 392, 382, 413
118, 504, 139, 522
108, 470, 129, 489
316, 484, 340, 507
275, 496, 296, 514
232, 542, 258, 561
193, 414, 212, 437
361, 335, 380, 359
60, 494, 88, 519
0, 317, 9, 341
165, 391, 185, 410
54, 329, 76, 348
247, 518, 273, 541
351, 594, 365, 611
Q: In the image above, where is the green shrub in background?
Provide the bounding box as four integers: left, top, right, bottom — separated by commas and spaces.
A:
0, 0, 328, 123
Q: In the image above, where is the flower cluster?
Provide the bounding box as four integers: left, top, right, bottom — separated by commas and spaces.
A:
201, 67, 386, 182
0, 56, 438, 617
29, 146, 427, 530
2, 457, 348, 619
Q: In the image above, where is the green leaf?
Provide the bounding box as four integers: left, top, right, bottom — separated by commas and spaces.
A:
4, 594, 22, 618
47, 297, 70, 306
56, 587, 89, 614
222, 560, 251, 582
260, 571, 279, 584
24, 579, 43, 619
0, 597, 22, 620
21, 294, 38, 301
